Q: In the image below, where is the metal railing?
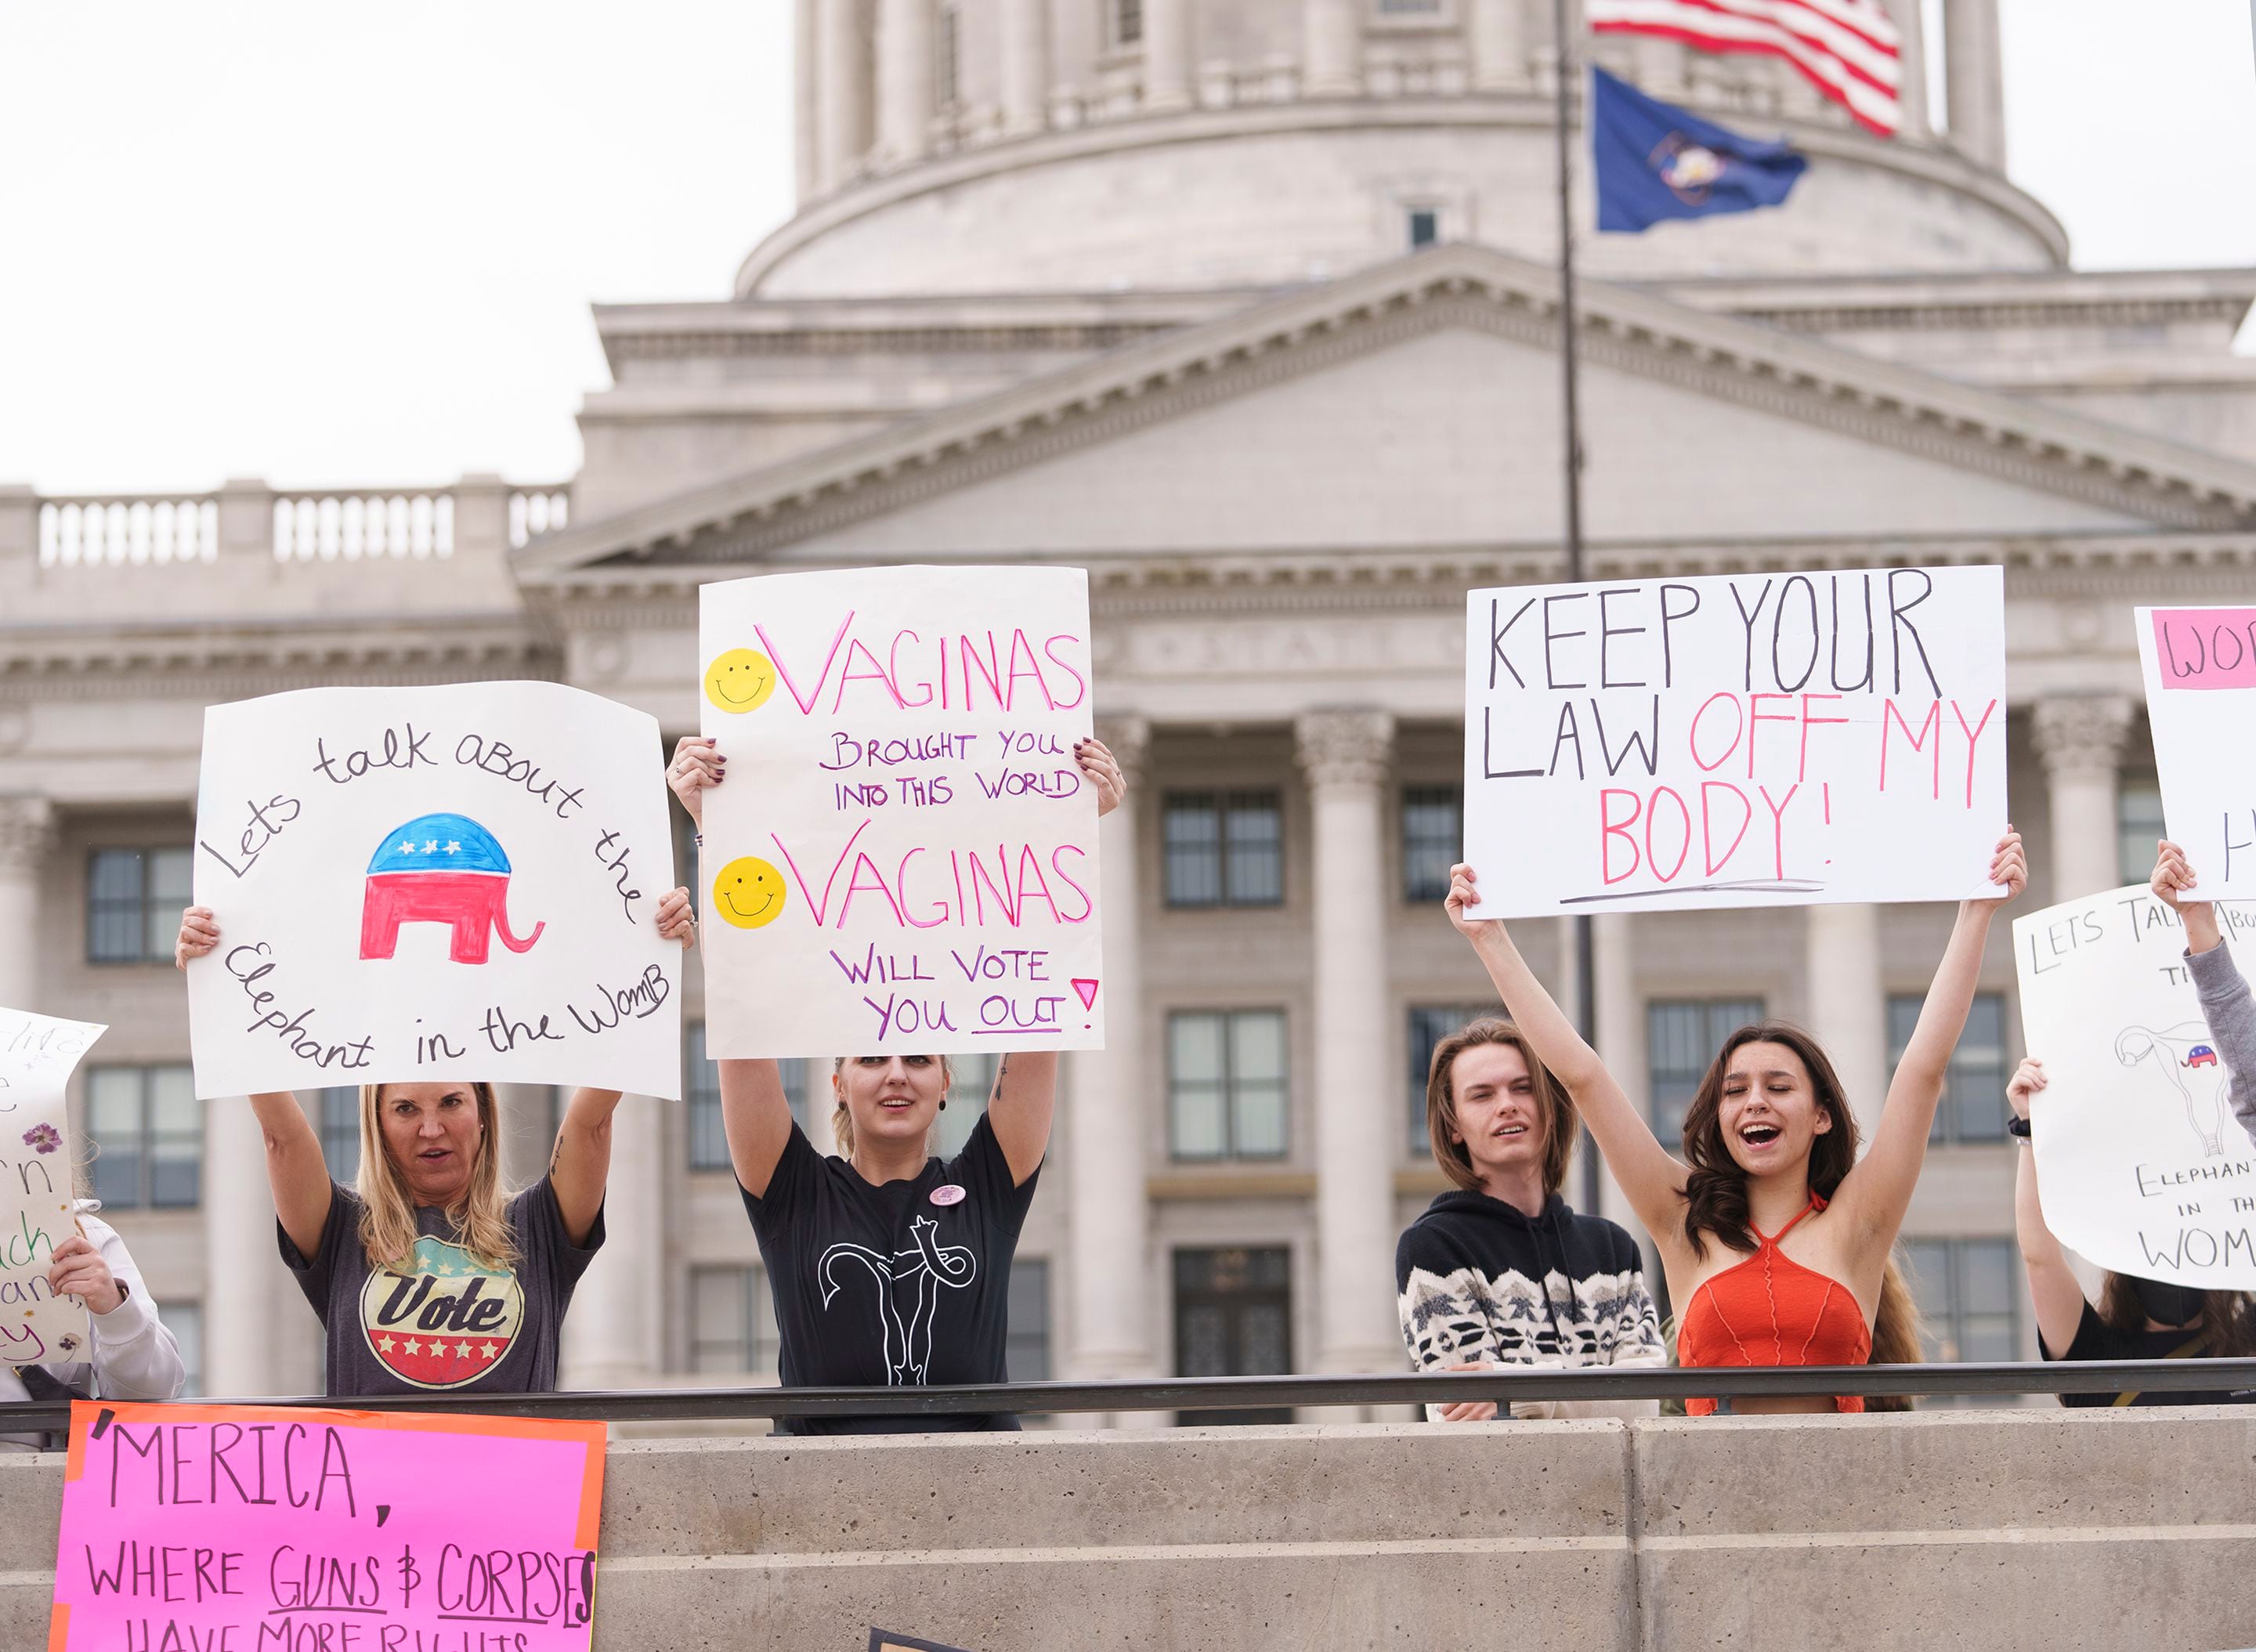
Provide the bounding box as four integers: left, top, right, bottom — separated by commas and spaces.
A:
7, 1360, 2256, 1432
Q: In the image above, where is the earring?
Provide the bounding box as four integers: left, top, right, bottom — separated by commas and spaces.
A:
939, 1097, 948, 1111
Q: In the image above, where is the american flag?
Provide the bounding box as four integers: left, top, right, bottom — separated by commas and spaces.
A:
1586, 0, 1905, 138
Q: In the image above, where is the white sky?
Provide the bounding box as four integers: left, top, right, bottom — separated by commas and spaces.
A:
0, 0, 2250, 496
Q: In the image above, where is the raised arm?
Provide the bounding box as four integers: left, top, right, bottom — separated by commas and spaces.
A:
1444, 865, 1687, 1242
1835, 830, 2025, 1245
176, 906, 332, 1254
2154, 840, 2256, 1148
2007, 1058, 2087, 1358
718, 1059, 797, 1197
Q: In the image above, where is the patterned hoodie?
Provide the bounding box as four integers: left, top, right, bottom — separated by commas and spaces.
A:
1395, 1189, 1666, 1420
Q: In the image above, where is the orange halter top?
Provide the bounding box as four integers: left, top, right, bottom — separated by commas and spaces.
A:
1677, 1196, 1871, 1416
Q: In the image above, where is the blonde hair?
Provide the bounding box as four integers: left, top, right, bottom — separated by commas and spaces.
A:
354, 1083, 518, 1274
830, 1055, 956, 1162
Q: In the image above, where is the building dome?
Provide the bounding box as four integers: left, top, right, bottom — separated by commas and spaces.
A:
739, 0, 2064, 298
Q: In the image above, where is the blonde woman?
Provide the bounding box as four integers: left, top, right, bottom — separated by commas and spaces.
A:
667, 734, 1123, 1433
175, 890, 696, 1394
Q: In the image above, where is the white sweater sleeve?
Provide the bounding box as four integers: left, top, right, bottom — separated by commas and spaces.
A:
78, 1216, 186, 1401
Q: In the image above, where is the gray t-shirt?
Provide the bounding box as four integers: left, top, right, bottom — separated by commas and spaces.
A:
280, 1178, 603, 1396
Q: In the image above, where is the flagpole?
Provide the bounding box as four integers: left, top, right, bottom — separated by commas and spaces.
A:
1551, 0, 1603, 1216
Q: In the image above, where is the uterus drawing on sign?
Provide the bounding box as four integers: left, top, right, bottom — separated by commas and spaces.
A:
360, 812, 547, 965
2116, 1022, 2233, 1159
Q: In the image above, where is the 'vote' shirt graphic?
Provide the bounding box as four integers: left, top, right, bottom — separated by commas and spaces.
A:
359, 1232, 526, 1389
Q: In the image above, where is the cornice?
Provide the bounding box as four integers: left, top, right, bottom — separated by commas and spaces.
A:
734, 96, 2069, 295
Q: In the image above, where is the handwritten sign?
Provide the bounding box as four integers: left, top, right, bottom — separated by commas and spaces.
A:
2138, 605, 2256, 899
0, 1009, 102, 1366
49, 1401, 605, 1650
2015, 886, 2256, 1289
1461, 566, 2008, 916
186, 683, 682, 1099
699, 566, 1104, 1058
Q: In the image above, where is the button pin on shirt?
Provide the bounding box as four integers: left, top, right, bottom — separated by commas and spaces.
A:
929, 1184, 966, 1207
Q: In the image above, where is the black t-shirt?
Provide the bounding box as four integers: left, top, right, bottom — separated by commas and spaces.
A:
742, 1114, 1039, 1435
2044, 1301, 2254, 1408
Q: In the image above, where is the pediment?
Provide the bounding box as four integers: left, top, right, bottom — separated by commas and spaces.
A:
517, 244, 2256, 580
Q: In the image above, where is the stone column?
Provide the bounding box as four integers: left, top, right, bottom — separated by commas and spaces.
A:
202, 1097, 280, 1397
1296, 710, 1397, 1378
1591, 912, 1643, 1234
815, 0, 870, 190
1882, 0, 1927, 136
0, 797, 53, 1014
1943, 0, 2005, 168
1067, 718, 1156, 1400
1804, 904, 1887, 1139
1302, 0, 1361, 97
795, 0, 820, 195
1142, 0, 1192, 111
999, 0, 1051, 135
560, 1095, 666, 1388
1468, 0, 1529, 91
2034, 696, 2135, 903
875, 0, 935, 165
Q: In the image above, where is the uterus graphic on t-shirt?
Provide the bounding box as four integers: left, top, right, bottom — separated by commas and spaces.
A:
819, 1216, 978, 1386
358, 1234, 526, 1390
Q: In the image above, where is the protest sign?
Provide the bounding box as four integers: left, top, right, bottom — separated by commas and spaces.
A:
2138, 605, 2256, 899
699, 566, 1104, 1058
2015, 886, 2256, 1289
186, 683, 682, 1099
1461, 566, 2008, 916
48, 1400, 605, 1650
0, 1009, 104, 1365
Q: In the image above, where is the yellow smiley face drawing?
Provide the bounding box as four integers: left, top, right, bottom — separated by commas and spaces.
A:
713, 856, 788, 929
704, 648, 778, 714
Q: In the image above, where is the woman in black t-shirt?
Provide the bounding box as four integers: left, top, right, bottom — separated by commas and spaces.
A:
669, 734, 1124, 1434
2010, 1057, 2256, 1408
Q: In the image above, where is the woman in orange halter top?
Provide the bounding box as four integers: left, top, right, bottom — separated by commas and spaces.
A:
1443, 830, 2026, 1415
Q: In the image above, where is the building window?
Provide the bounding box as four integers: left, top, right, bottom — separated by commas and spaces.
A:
1379, 0, 1443, 11
1646, 998, 1765, 1150
1112, 0, 1143, 47
86, 1065, 201, 1209
1008, 1257, 1050, 1382
686, 1023, 808, 1170
1903, 1237, 2019, 1405
937, 4, 962, 107
1174, 1247, 1292, 1426
1407, 208, 1440, 248
1401, 786, 1459, 902
1168, 1010, 1289, 1160
2118, 778, 2165, 887
157, 1301, 204, 1397
1889, 991, 2008, 1144
688, 1266, 768, 1374
1162, 792, 1283, 908
932, 1052, 998, 1160
316, 1088, 360, 1183
1408, 1003, 1502, 1155
86, 846, 193, 965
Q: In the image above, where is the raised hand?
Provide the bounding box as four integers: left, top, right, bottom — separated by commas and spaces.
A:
175, 906, 219, 970
1076, 738, 1126, 817
2153, 837, 2222, 953
47, 1234, 123, 1317
1444, 863, 1499, 942
655, 886, 697, 949
667, 736, 723, 830
1979, 829, 2027, 906
2006, 1057, 2046, 1121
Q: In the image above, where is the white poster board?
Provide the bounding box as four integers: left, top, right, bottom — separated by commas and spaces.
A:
186, 683, 682, 1098
0, 1008, 104, 1363
1461, 566, 2008, 916
2138, 605, 2256, 899
2015, 886, 2256, 1289
698, 566, 1104, 1058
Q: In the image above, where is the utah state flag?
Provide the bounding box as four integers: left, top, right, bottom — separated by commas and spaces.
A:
1592, 65, 1807, 233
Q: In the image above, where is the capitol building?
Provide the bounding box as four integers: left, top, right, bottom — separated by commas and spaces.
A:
5, 0, 2255, 1408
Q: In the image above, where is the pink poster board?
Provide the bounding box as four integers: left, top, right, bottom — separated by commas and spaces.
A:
48, 1401, 606, 1651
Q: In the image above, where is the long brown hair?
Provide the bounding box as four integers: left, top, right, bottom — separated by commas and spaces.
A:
355, 1082, 517, 1273
830, 1055, 956, 1162
1425, 1018, 1575, 1198
1679, 1021, 1925, 1398
2097, 1276, 2256, 1354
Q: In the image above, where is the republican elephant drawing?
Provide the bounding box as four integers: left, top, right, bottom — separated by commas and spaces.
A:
360, 812, 547, 965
